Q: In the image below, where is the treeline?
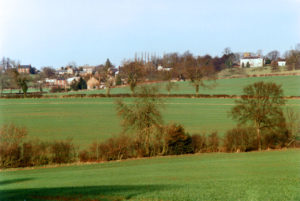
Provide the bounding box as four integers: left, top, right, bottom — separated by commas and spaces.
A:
0, 122, 297, 169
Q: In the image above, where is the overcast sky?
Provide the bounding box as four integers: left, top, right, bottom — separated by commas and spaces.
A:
0, 0, 299, 69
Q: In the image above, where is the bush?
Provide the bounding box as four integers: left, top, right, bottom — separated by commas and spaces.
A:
191, 134, 207, 153
223, 127, 257, 152
86, 134, 134, 162
0, 124, 27, 168
50, 139, 77, 164
21, 140, 51, 167
50, 86, 65, 93
164, 124, 193, 155
207, 132, 220, 152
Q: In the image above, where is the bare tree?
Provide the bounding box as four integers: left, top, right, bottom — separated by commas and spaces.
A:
115, 85, 164, 156
231, 82, 286, 151
120, 61, 145, 94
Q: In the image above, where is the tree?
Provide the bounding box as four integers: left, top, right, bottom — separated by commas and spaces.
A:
120, 61, 145, 94
115, 85, 163, 156
246, 62, 250, 68
266, 50, 280, 62
0, 71, 10, 94
41, 67, 56, 78
285, 107, 300, 147
16, 74, 30, 97
286, 48, 300, 70
70, 77, 87, 91
185, 56, 217, 96
231, 82, 286, 151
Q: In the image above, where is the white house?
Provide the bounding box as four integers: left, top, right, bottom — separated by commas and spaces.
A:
157, 65, 172, 71
67, 77, 80, 85
278, 61, 286, 67
240, 53, 264, 67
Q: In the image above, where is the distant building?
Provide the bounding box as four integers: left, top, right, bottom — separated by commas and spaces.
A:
157, 65, 172, 71
278, 60, 286, 67
18, 65, 32, 73
82, 66, 95, 75
55, 78, 67, 87
240, 53, 263, 67
67, 77, 80, 85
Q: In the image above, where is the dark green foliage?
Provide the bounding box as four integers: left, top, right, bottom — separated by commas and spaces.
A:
115, 74, 122, 85
164, 123, 193, 155
71, 77, 87, 91
246, 62, 250, 68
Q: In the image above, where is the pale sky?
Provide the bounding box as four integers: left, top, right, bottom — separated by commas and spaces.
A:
0, 0, 299, 68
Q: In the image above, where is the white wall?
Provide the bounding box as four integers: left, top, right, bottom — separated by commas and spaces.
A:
240, 58, 263, 67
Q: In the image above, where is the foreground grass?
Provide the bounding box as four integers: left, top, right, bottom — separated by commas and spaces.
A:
1, 98, 300, 147
0, 149, 299, 201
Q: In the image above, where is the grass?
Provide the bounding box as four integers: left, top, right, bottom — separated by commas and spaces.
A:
0, 149, 299, 201
1, 97, 300, 148
41, 75, 300, 96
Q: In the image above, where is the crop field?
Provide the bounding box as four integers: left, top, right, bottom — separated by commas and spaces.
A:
1, 149, 299, 201
1, 97, 300, 148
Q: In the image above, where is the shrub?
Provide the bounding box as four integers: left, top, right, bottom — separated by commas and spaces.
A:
87, 134, 134, 162
50, 86, 65, 93
207, 132, 220, 152
223, 127, 257, 152
21, 140, 51, 167
50, 139, 77, 164
164, 124, 193, 155
191, 134, 207, 153
0, 124, 27, 168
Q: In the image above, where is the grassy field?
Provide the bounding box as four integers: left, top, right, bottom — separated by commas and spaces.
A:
1, 97, 300, 148
43, 75, 300, 96
0, 149, 299, 201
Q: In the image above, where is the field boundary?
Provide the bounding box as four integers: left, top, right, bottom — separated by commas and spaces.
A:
1, 93, 300, 100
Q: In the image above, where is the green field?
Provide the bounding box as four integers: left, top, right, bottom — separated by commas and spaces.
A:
37, 75, 299, 96
1, 97, 300, 148
1, 149, 299, 201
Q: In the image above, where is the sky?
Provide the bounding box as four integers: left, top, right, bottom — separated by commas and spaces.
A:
0, 0, 299, 69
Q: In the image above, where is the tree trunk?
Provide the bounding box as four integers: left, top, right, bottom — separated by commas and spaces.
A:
196, 85, 199, 97
255, 121, 262, 151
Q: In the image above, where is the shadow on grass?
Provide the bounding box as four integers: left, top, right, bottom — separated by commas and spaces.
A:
0, 178, 34, 186
0, 184, 178, 201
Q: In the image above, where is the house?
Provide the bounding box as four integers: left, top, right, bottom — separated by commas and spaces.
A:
278, 60, 286, 67
55, 78, 67, 87
45, 78, 57, 86
18, 65, 32, 73
67, 67, 75, 75
81, 66, 95, 75
87, 77, 100, 89
240, 53, 264, 67
157, 65, 172, 71
67, 77, 80, 85
57, 69, 67, 75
